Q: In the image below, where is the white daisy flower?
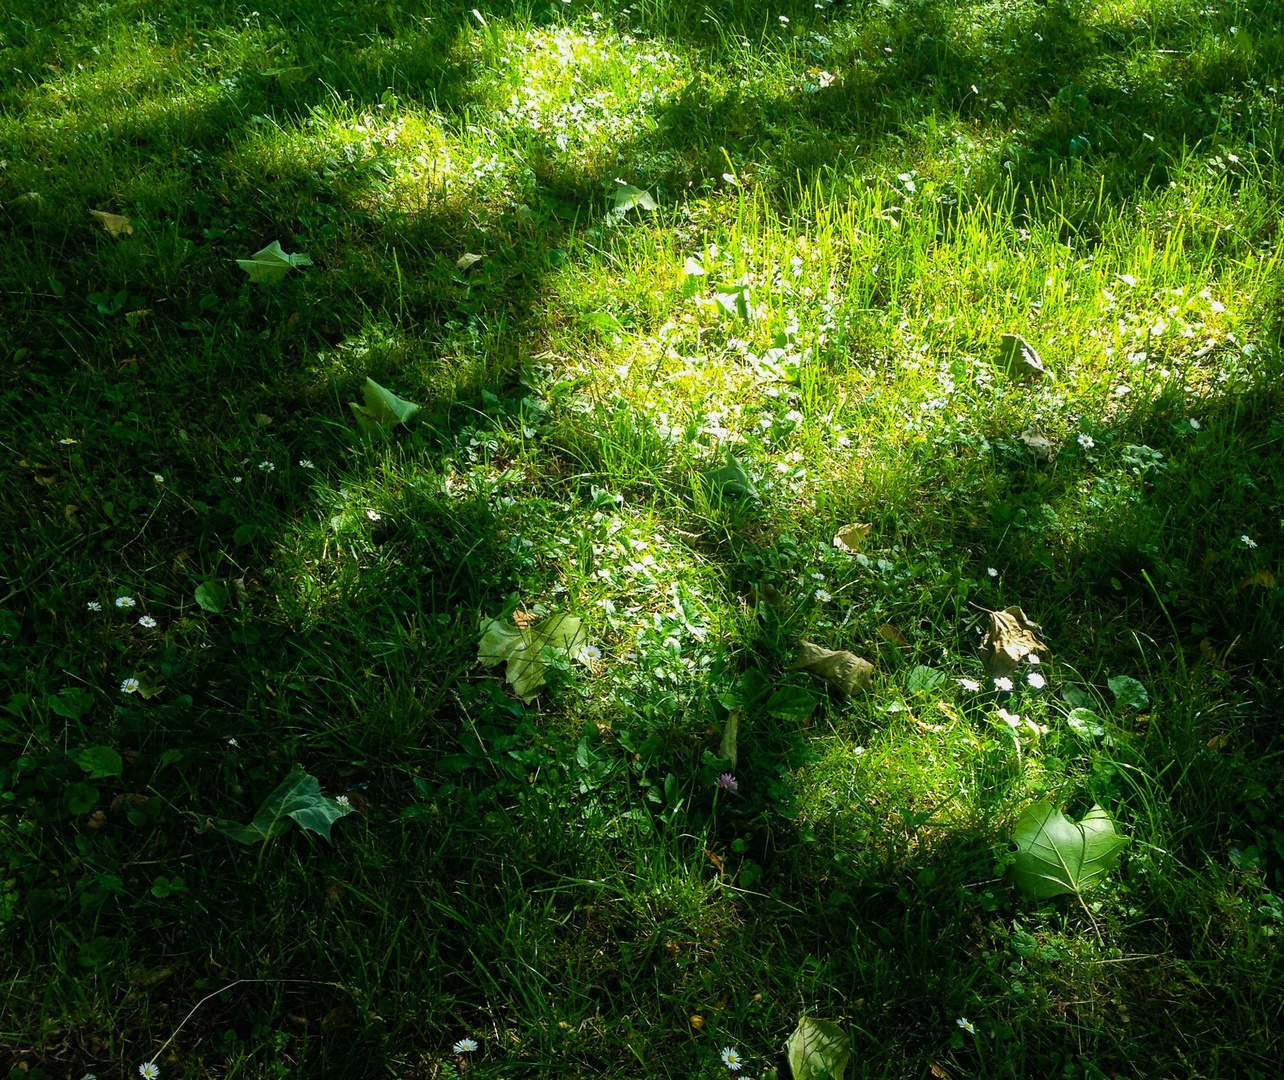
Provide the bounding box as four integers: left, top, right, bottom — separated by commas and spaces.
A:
1077, 434, 1094, 449
957, 1017, 976, 1033
335, 795, 351, 807
121, 677, 141, 694
138, 616, 158, 629
299, 459, 314, 469
87, 601, 102, 612
721, 1046, 743, 1071
987, 567, 999, 578
1241, 535, 1257, 549
366, 509, 381, 521
452, 1038, 478, 1053
814, 589, 832, 602
584, 645, 603, 662
152, 474, 164, 483
61, 437, 78, 445
115, 596, 136, 610
259, 461, 275, 472
138, 1064, 160, 1080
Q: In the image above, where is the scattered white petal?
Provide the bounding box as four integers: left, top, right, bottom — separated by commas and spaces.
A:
994, 676, 1014, 692
232, 476, 243, 483
87, 601, 102, 612
299, 459, 314, 469
1188, 418, 1201, 430
958, 677, 981, 692
1027, 672, 1046, 690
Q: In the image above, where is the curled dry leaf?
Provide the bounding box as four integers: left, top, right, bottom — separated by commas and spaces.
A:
456, 252, 483, 271
788, 642, 874, 696
718, 708, 740, 769
832, 522, 872, 554
90, 209, 133, 237
878, 623, 908, 647
997, 333, 1050, 380
1237, 570, 1276, 592
979, 606, 1048, 677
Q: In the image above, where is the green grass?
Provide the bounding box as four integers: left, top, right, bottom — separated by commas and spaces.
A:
2, 0, 1283, 1077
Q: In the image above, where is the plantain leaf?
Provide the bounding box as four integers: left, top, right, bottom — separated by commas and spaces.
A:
719, 708, 740, 769
1107, 675, 1148, 711
785, 1016, 851, 1080
1009, 802, 1127, 900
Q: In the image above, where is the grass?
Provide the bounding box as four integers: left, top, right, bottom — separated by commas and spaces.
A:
1, 0, 1282, 1076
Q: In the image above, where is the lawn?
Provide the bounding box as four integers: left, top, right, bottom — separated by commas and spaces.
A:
1, 0, 1282, 1077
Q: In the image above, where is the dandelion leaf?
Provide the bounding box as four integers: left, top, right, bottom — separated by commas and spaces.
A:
788, 642, 874, 696
979, 607, 1047, 677
1009, 802, 1127, 900
349, 378, 421, 434
786, 1016, 851, 1080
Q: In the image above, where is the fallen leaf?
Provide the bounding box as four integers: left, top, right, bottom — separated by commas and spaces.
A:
979, 606, 1047, 677
614, 182, 657, 213
1018, 427, 1051, 461
788, 642, 874, 696
878, 623, 908, 647
1107, 674, 1148, 711
832, 522, 872, 554
1206, 732, 1229, 752
719, 708, 740, 768
124, 308, 152, 325
456, 252, 483, 271
477, 611, 592, 703
349, 377, 421, 435
1009, 802, 1127, 900
753, 582, 785, 609
998, 333, 1051, 380
700, 451, 757, 499
255, 413, 273, 427
90, 209, 133, 237
929, 1065, 953, 1079
235, 240, 312, 285
1237, 570, 1276, 591
785, 1016, 851, 1080
704, 849, 725, 875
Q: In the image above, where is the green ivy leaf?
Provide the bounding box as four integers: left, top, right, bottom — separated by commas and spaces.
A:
766, 686, 818, 723
477, 612, 591, 703
1009, 802, 1127, 900
700, 451, 757, 500
47, 687, 94, 720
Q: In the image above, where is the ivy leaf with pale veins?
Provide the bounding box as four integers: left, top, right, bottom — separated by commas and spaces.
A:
788, 642, 874, 696
1009, 802, 1127, 900
204, 766, 354, 845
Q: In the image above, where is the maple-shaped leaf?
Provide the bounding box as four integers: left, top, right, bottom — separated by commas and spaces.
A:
1009, 802, 1127, 900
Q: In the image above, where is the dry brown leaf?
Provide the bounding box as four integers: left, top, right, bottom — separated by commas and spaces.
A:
878, 623, 908, 647
929, 1064, 953, 1080
1237, 570, 1276, 592
1206, 732, 1230, 752
978, 606, 1047, 677
788, 642, 874, 696
833, 522, 872, 554
90, 209, 133, 237
255, 413, 273, 427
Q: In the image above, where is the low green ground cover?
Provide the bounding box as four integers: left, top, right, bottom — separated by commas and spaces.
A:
1, 0, 1282, 1076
